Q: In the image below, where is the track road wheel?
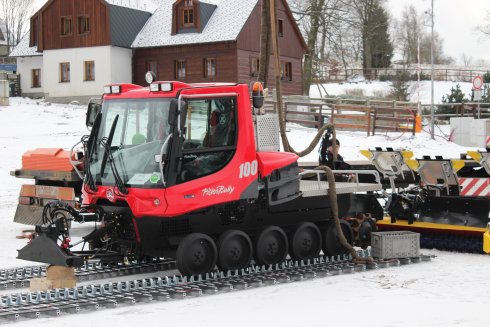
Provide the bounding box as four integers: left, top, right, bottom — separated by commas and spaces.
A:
289, 223, 322, 260
176, 233, 217, 276
254, 226, 288, 266
217, 230, 253, 271
358, 219, 376, 249
323, 220, 354, 257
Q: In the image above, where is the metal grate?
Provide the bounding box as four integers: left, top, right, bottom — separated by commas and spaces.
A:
161, 218, 191, 236
255, 114, 280, 152
218, 202, 245, 226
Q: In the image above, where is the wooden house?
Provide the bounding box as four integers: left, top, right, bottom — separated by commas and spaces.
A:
132, 0, 307, 95
11, 0, 307, 101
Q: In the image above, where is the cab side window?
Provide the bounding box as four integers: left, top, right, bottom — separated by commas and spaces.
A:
179, 97, 237, 183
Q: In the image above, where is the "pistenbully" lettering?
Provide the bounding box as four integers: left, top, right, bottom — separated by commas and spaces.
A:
202, 185, 235, 196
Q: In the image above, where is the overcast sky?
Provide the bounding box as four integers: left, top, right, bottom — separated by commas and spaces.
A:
386, 0, 490, 65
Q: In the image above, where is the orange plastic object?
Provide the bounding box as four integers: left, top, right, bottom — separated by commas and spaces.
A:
21, 148, 75, 172
415, 115, 422, 133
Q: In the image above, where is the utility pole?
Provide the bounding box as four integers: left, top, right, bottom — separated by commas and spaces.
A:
430, 0, 435, 139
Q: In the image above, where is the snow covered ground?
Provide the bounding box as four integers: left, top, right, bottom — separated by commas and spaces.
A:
0, 97, 489, 326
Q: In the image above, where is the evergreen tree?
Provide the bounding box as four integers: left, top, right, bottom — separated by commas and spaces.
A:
357, 0, 393, 71
369, 2, 393, 68
439, 84, 468, 116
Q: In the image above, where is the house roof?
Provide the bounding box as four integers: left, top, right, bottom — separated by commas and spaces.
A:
109, 4, 153, 48
9, 35, 42, 57
132, 0, 259, 48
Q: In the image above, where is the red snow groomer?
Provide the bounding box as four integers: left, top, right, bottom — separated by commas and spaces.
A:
17, 81, 384, 275
361, 148, 490, 253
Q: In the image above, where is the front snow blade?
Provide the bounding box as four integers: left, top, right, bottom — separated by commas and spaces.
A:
17, 234, 84, 267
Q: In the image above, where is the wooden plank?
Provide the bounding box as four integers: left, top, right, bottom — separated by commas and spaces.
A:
334, 123, 370, 129
375, 117, 415, 123
332, 114, 369, 120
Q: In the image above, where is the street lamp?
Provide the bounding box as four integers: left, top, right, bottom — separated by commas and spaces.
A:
430, 0, 435, 140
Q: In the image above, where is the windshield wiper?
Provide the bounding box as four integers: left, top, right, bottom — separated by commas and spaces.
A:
100, 115, 119, 177
84, 113, 102, 192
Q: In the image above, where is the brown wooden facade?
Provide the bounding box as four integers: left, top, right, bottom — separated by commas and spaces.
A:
30, 0, 111, 51
134, 0, 307, 95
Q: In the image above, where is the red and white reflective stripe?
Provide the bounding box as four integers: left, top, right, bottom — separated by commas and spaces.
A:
486, 136, 490, 147
459, 178, 490, 197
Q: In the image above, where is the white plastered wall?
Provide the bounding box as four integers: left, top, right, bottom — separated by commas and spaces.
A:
43, 46, 133, 98
16, 56, 43, 95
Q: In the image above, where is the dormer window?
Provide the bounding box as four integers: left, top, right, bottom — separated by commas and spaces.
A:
182, 1, 194, 27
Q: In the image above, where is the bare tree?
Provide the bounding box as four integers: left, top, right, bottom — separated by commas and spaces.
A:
460, 53, 473, 67
394, 5, 423, 65
0, 0, 34, 53
419, 31, 453, 65
477, 10, 490, 36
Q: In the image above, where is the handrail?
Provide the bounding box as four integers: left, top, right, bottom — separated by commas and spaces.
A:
300, 169, 382, 189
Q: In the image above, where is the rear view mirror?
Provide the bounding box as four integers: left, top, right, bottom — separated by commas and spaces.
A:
86, 101, 102, 128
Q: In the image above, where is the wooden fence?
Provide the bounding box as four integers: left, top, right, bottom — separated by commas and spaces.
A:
264, 98, 418, 135
330, 104, 371, 136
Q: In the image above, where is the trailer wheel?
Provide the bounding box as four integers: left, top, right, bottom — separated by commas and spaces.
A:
217, 230, 253, 271
254, 226, 288, 266
323, 220, 353, 257
289, 222, 322, 260
176, 233, 217, 276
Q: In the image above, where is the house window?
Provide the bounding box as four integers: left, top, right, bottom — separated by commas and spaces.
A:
31, 69, 41, 88
278, 19, 284, 37
182, 8, 194, 26
0, 29, 4, 41
60, 62, 70, 82
146, 61, 158, 76
78, 16, 90, 34
182, 0, 194, 27
84, 61, 95, 81
204, 58, 216, 78
175, 60, 186, 79
281, 62, 292, 81
60, 16, 72, 36
250, 58, 260, 76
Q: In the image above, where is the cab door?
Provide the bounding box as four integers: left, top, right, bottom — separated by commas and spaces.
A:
163, 86, 259, 217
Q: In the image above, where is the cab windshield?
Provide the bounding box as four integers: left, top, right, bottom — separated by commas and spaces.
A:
89, 98, 172, 188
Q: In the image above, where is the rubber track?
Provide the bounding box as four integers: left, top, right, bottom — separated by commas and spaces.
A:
0, 259, 176, 290
0, 251, 432, 321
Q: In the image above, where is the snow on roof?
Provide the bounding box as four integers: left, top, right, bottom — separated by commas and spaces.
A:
132, 0, 259, 48
33, 0, 157, 13
9, 35, 42, 57
105, 0, 157, 13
